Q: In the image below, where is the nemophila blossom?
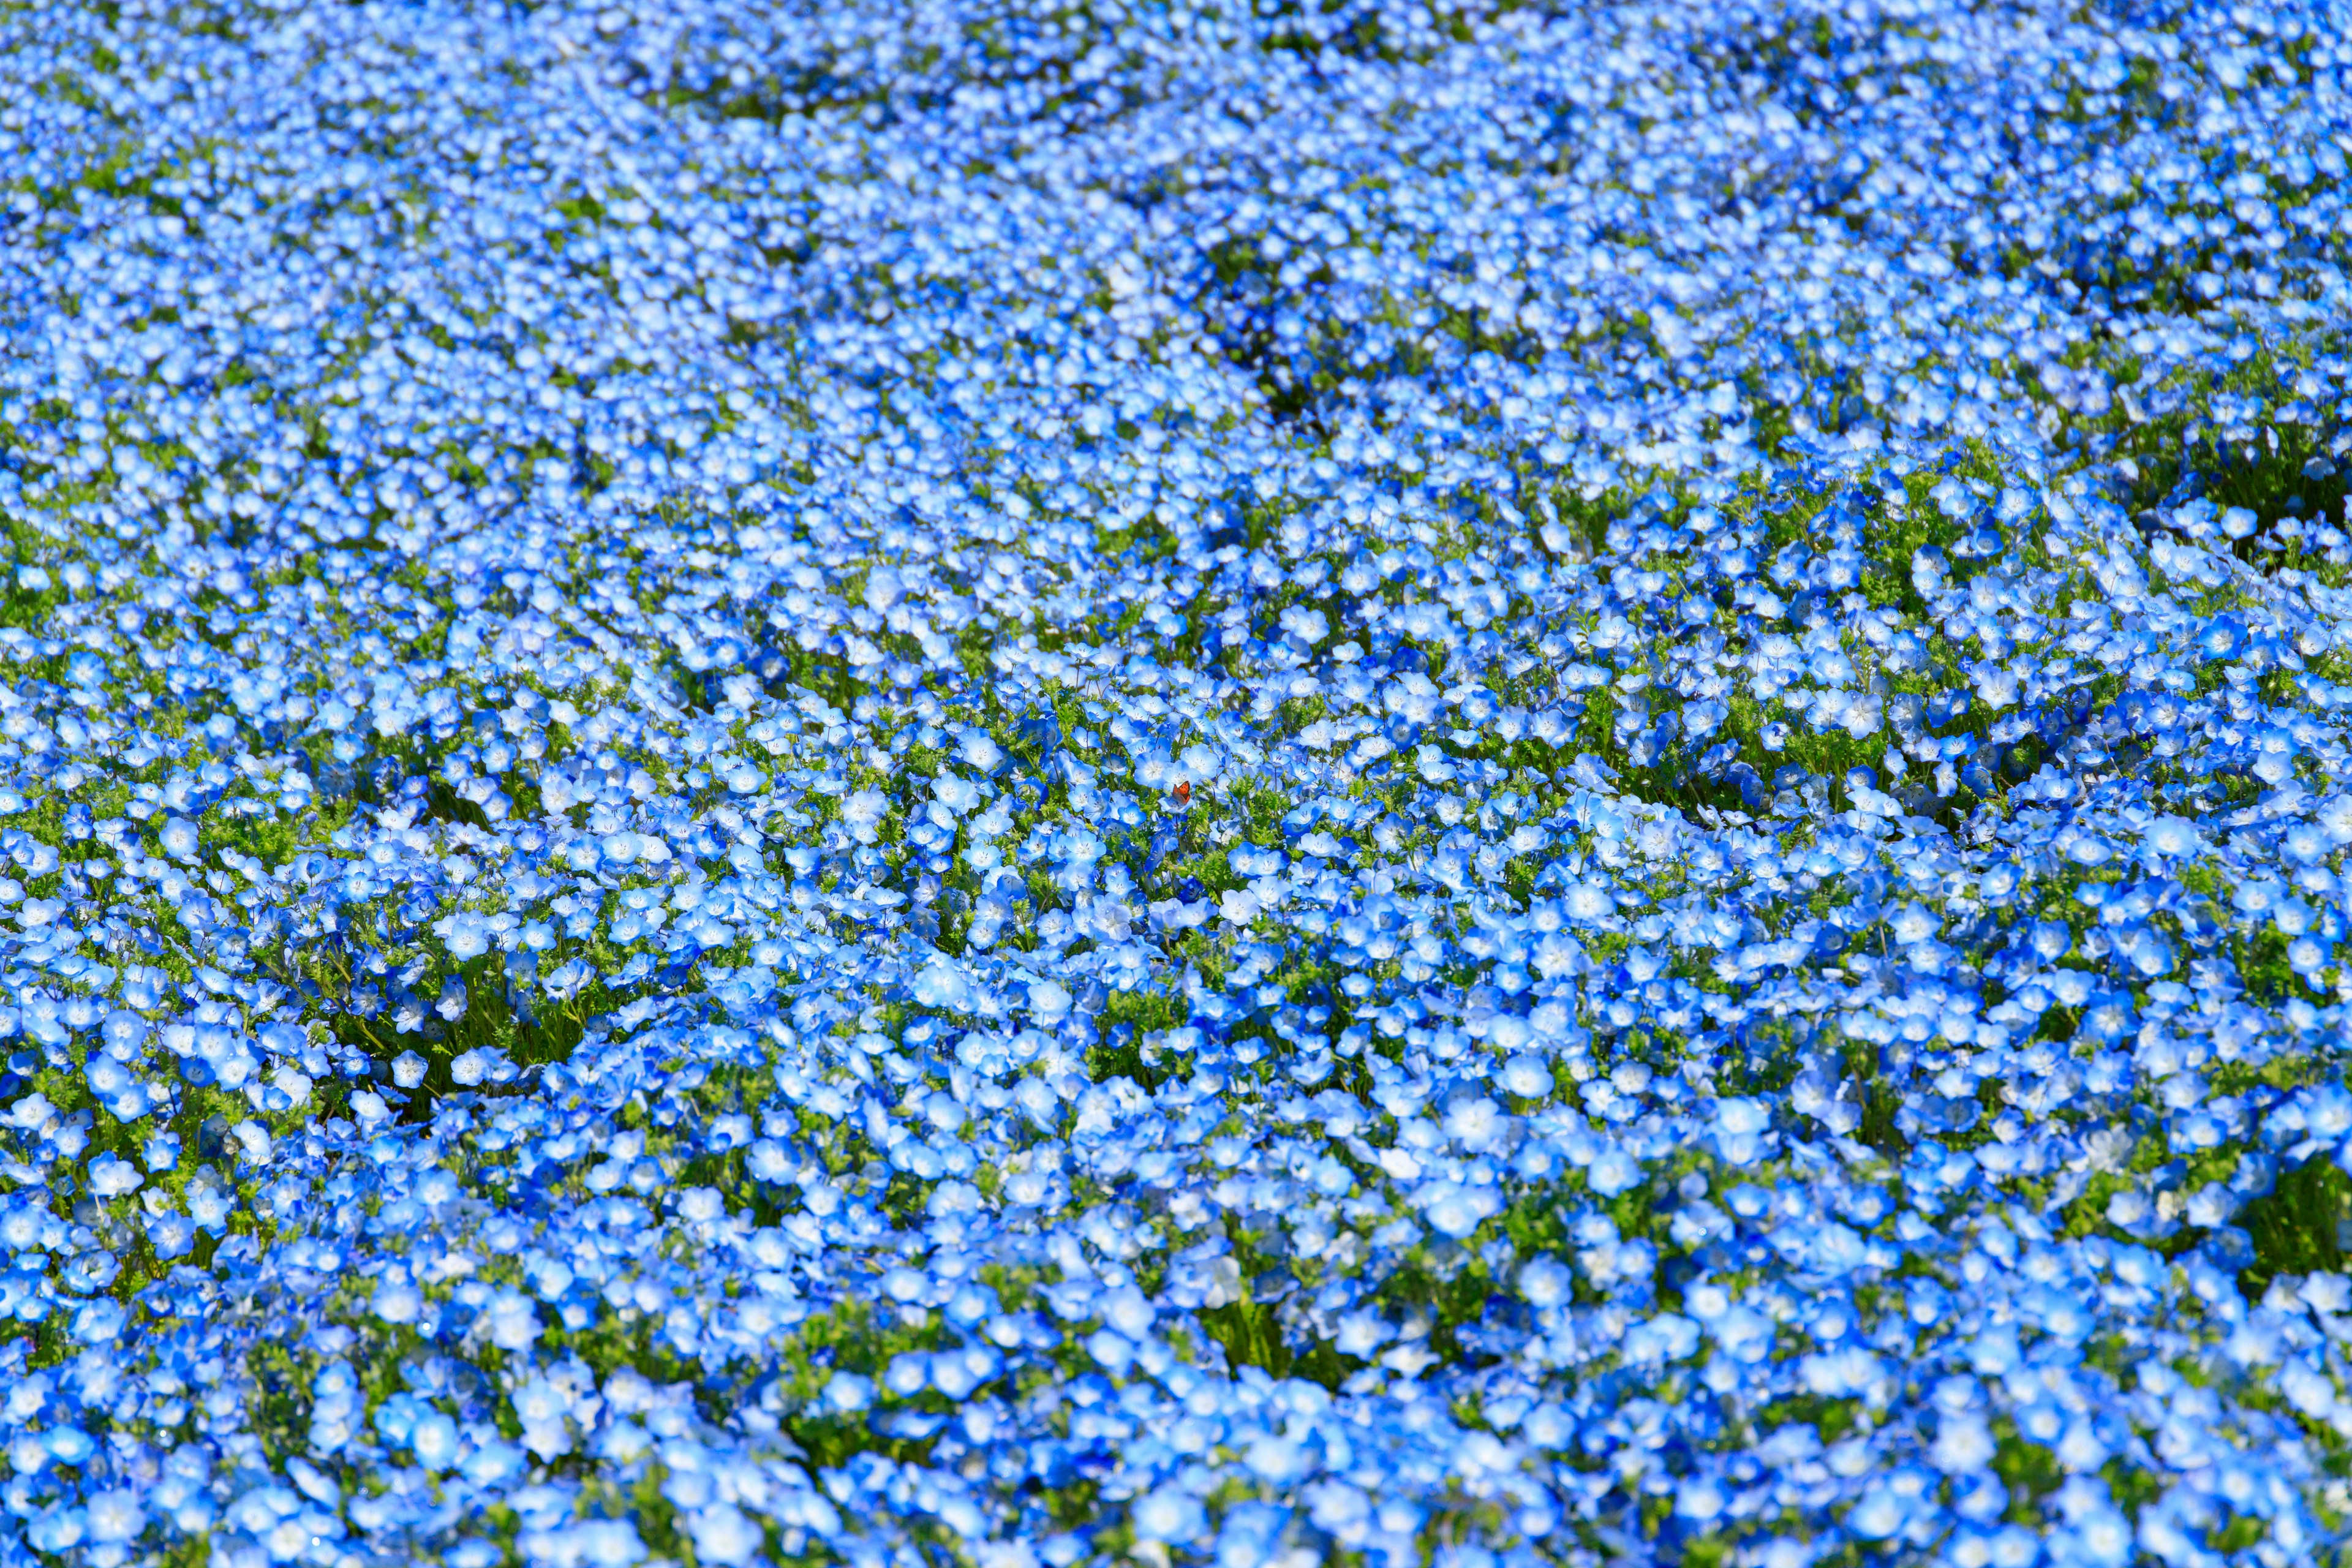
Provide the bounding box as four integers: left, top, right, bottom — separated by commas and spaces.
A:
0, 0, 2343, 1564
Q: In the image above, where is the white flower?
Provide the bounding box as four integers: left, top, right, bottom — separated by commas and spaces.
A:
840, 787, 890, 843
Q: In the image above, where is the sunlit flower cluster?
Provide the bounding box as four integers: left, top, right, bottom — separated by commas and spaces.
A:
0, 0, 2348, 1564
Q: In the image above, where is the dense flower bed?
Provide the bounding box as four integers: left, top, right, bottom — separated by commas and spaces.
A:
1, 0, 2350, 1563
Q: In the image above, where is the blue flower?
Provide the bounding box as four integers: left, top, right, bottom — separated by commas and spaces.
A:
1587, 1148, 1642, 1197
2197, 614, 2249, 662
686, 1504, 763, 1566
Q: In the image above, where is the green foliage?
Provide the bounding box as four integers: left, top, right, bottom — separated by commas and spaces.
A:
2107, 338, 2350, 564
2239, 1157, 2352, 1301
1992, 1425, 2065, 1526
1199, 1216, 1356, 1390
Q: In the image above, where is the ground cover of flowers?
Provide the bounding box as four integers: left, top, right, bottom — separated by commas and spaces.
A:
4, 0, 2352, 1564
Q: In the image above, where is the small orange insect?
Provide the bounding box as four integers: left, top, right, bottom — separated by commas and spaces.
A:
1172, 780, 1191, 805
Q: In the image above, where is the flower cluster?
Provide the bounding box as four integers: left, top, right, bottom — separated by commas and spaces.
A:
0, 0, 2348, 1565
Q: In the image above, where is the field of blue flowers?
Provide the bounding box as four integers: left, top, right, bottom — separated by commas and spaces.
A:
1, 0, 2350, 1563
